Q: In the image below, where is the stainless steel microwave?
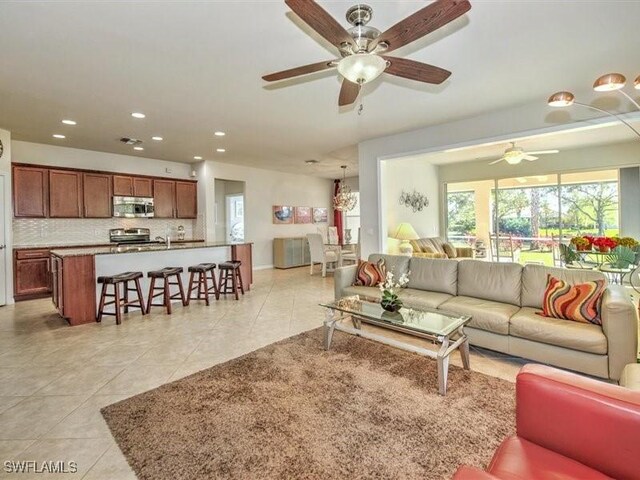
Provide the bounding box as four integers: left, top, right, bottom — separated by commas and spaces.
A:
113, 196, 154, 218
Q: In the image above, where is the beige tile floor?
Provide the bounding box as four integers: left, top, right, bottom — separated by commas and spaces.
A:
0, 267, 525, 479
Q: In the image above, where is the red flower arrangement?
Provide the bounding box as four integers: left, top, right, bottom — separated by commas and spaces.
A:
592, 236, 617, 252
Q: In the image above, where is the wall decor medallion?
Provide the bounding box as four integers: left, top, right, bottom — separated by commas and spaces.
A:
399, 190, 429, 212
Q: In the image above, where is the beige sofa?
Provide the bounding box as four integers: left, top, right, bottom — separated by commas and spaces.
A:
335, 254, 638, 381
410, 237, 474, 259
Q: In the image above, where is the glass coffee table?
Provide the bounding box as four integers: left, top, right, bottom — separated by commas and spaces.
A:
320, 296, 471, 395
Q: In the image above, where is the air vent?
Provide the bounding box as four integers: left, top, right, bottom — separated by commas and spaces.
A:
120, 137, 143, 146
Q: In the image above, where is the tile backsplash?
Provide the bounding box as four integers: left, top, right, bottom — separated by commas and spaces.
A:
13, 217, 204, 247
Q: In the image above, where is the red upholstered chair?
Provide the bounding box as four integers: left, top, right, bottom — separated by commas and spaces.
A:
452, 364, 640, 480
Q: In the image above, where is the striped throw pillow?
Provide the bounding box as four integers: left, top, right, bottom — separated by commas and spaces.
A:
353, 259, 386, 287
541, 275, 606, 325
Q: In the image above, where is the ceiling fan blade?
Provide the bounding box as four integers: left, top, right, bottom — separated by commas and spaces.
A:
489, 158, 505, 165
262, 60, 336, 82
523, 155, 538, 161
381, 56, 451, 84
526, 150, 559, 155
338, 79, 360, 106
285, 0, 355, 49
371, 0, 471, 53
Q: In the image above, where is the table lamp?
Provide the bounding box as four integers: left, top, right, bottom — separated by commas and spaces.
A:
393, 223, 419, 256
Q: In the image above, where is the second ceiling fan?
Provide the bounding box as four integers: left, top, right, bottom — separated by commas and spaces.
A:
262, 0, 472, 106
489, 142, 560, 165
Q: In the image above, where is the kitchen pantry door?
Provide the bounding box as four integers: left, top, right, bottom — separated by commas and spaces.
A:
0, 174, 6, 306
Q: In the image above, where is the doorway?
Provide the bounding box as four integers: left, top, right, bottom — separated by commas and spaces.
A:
214, 179, 246, 243
0, 174, 6, 306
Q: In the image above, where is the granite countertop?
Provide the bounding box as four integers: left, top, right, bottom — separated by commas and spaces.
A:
51, 241, 252, 257
14, 240, 205, 250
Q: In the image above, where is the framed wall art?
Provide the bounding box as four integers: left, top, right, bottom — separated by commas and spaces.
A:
272, 205, 294, 224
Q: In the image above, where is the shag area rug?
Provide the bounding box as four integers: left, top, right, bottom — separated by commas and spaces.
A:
102, 329, 515, 480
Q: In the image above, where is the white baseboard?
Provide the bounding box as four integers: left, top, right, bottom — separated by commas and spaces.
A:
253, 264, 274, 271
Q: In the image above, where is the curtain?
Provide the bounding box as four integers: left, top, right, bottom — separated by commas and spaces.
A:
333, 179, 344, 246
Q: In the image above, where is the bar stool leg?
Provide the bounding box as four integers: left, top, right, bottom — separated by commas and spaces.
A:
134, 278, 147, 315
231, 269, 239, 300
210, 268, 220, 300
202, 271, 210, 306
236, 268, 245, 295
164, 279, 172, 314
186, 271, 196, 306
176, 274, 187, 306
123, 280, 130, 314
114, 283, 122, 325
97, 283, 108, 322
146, 277, 156, 314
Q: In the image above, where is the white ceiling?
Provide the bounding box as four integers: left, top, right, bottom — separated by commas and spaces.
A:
0, 1, 639, 178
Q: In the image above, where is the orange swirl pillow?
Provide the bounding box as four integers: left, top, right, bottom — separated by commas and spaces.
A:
541, 275, 605, 325
353, 259, 386, 287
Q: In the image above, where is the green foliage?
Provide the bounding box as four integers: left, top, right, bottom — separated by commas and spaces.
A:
498, 217, 531, 237
605, 246, 637, 269
447, 191, 476, 234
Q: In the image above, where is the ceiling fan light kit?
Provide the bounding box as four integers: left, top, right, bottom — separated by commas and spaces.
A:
488, 142, 559, 166
262, 0, 471, 106
548, 72, 640, 137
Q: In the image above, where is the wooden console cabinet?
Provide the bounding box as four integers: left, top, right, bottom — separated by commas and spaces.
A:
273, 237, 311, 269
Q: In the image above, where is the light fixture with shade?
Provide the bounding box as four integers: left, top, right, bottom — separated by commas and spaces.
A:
336, 53, 388, 85
548, 71, 640, 138
333, 165, 357, 212
393, 223, 419, 256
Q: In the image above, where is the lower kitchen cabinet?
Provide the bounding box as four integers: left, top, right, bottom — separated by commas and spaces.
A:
51, 254, 96, 325
14, 249, 52, 301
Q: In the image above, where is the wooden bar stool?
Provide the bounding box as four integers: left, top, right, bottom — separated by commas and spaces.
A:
146, 267, 186, 314
97, 271, 145, 325
217, 261, 244, 300
186, 263, 219, 306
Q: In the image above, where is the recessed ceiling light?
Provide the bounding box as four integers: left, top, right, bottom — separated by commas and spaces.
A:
131, 112, 146, 119
52, 134, 66, 139
133, 146, 144, 151
214, 131, 226, 137
61, 119, 77, 125
151, 136, 163, 141
193, 156, 203, 160
216, 148, 226, 153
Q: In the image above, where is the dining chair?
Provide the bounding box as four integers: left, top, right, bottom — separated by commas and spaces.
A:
307, 233, 339, 277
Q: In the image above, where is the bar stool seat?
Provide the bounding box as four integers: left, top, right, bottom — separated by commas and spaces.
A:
218, 261, 244, 300
187, 263, 218, 306
147, 267, 186, 314
97, 271, 145, 325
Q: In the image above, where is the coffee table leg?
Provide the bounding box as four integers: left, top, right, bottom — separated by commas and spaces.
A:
437, 337, 450, 396
458, 326, 470, 371
323, 309, 337, 350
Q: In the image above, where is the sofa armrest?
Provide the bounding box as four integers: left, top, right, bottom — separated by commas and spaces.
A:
334, 264, 358, 300
412, 252, 447, 259
455, 247, 475, 258
516, 364, 640, 480
601, 285, 638, 381
451, 466, 500, 480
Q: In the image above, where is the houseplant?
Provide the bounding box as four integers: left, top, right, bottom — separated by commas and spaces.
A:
570, 236, 591, 251
379, 270, 410, 313
593, 236, 617, 253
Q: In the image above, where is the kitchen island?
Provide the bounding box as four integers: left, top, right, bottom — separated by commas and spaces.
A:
50, 242, 253, 326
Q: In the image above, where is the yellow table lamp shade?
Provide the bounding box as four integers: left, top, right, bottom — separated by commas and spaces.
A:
393, 223, 419, 255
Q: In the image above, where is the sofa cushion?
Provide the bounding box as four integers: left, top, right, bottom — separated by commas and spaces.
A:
439, 296, 518, 335
407, 257, 458, 295
341, 285, 381, 302
426, 237, 447, 255
353, 259, 386, 287
542, 276, 606, 325
368, 254, 410, 277
488, 436, 611, 480
521, 264, 606, 309
442, 242, 458, 258
398, 288, 453, 310
458, 260, 523, 306
410, 239, 435, 254
510, 307, 607, 354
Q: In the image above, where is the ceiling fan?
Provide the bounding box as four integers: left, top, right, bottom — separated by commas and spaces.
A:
489, 142, 560, 165
262, 0, 471, 106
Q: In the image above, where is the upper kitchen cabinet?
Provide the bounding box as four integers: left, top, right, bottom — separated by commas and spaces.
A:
12, 165, 48, 217
113, 175, 153, 197
49, 169, 83, 218
175, 181, 197, 219
83, 173, 112, 218
153, 179, 175, 218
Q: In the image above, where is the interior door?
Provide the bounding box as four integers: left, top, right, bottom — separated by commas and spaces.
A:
0, 175, 6, 306
225, 194, 244, 242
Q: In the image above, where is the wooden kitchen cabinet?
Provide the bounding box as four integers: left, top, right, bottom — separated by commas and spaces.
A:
175, 181, 197, 218
83, 173, 112, 218
51, 253, 96, 325
153, 179, 176, 218
12, 166, 48, 217
113, 175, 153, 197
49, 170, 83, 218
14, 249, 52, 301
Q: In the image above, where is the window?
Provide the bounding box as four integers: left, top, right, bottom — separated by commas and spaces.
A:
343, 192, 360, 244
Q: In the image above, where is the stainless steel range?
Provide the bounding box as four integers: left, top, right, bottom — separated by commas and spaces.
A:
109, 228, 160, 246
